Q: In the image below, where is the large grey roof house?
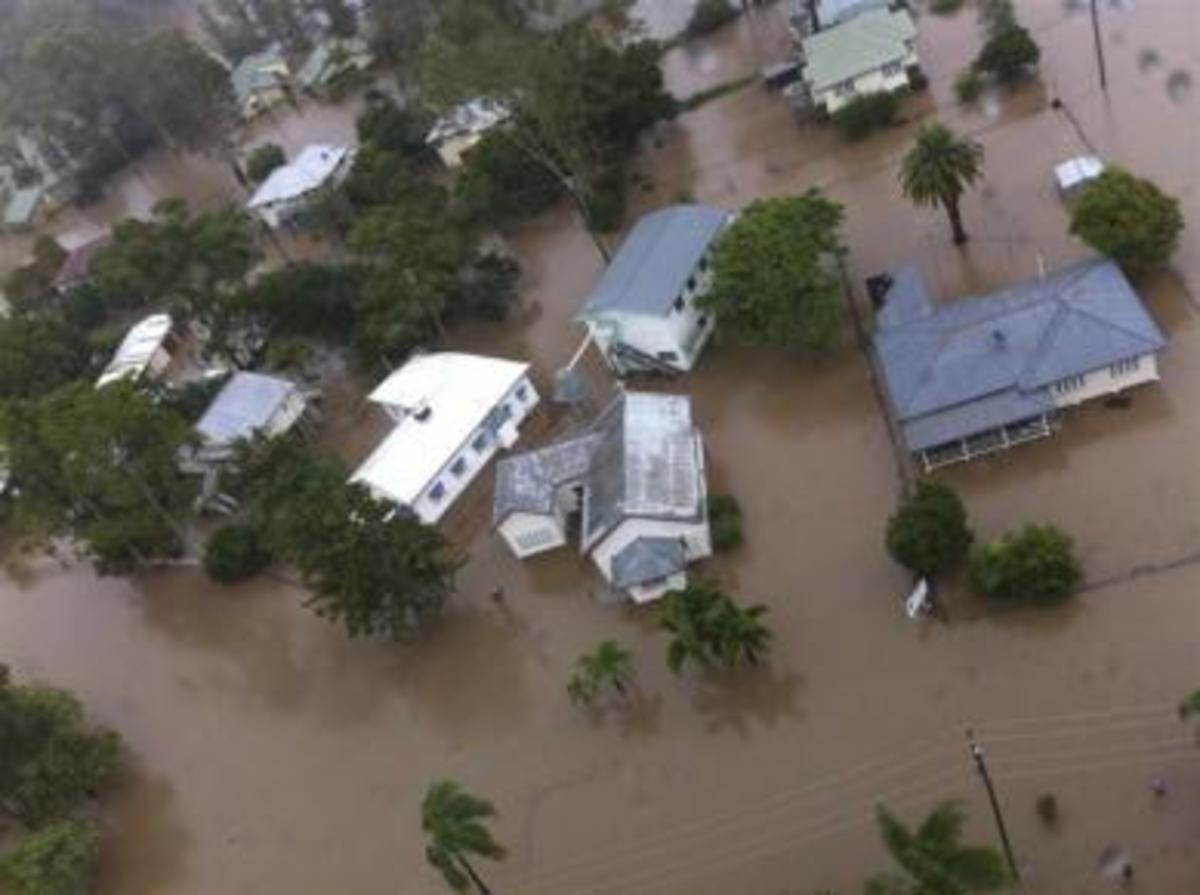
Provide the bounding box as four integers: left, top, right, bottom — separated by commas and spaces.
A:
577, 204, 730, 376
494, 391, 711, 604
874, 258, 1166, 471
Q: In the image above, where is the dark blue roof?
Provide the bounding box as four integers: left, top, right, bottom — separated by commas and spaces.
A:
611, 537, 685, 589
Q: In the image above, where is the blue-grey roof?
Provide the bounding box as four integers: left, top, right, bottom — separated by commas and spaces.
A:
232, 47, 288, 105
578, 205, 730, 319
196, 371, 298, 447
492, 432, 600, 522
611, 537, 685, 589
874, 259, 1166, 452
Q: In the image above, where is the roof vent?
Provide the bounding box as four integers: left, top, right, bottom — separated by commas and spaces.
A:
991, 329, 1007, 349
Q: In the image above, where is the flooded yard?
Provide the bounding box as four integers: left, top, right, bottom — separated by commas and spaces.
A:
4, 1, 1200, 893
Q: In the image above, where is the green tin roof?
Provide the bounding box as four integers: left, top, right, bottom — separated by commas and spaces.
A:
802, 8, 916, 92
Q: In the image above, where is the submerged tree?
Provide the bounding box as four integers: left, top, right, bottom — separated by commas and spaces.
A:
661, 581, 772, 673
422, 780, 506, 894
886, 481, 973, 578
1070, 167, 1184, 278
567, 640, 635, 706
968, 523, 1082, 605
867, 801, 1009, 895
899, 123, 984, 245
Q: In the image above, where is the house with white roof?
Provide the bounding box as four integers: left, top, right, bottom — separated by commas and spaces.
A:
247, 144, 353, 228
96, 314, 174, 389
295, 36, 374, 95
426, 99, 511, 168
801, 7, 919, 112
873, 258, 1167, 471
576, 204, 731, 376
494, 391, 711, 604
231, 47, 291, 119
183, 371, 307, 470
351, 352, 539, 524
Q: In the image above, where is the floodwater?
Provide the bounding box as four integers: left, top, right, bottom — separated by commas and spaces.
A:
5, 1, 1200, 893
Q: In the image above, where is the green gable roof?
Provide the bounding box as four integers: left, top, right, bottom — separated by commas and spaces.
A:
802, 8, 916, 92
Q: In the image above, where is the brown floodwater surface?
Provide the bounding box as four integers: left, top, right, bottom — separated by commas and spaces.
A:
5, 1, 1200, 892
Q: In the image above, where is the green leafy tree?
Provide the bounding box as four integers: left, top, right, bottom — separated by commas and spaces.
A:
320, 0, 358, 36
567, 640, 634, 706
831, 91, 899, 140
356, 96, 434, 164
968, 523, 1082, 605
0, 318, 90, 400
661, 581, 772, 673
246, 142, 286, 183
687, 0, 738, 36
132, 31, 239, 152
3, 236, 66, 310
200, 3, 267, 63
421, 780, 506, 894
0, 820, 99, 895
0, 666, 121, 828
701, 192, 845, 351
866, 801, 1009, 895
1178, 690, 1200, 720
974, 24, 1040, 83
885, 481, 973, 578
900, 123, 984, 245
0, 382, 196, 573
233, 261, 363, 341
455, 130, 562, 225
707, 494, 744, 552
275, 483, 460, 638
203, 522, 273, 584
1070, 167, 1184, 278
452, 251, 521, 323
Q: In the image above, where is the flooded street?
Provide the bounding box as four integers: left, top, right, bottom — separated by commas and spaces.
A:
5, 1, 1200, 892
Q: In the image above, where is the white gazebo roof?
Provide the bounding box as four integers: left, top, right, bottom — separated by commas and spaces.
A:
352, 352, 529, 505
96, 314, 172, 388
247, 144, 350, 210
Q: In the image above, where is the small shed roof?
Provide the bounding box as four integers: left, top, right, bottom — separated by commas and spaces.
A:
353, 352, 529, 506
577, 204, 730, 319
195, 371, 300, 447
802, 8, 916, 92
248, 144, 349, 209
97, 314, 172, 388
426, 99, 510, 146
611, 537, 685, 590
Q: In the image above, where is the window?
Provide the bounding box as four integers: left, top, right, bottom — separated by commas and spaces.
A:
657, 351, 679, 362
428, 482, 446, 502
698, 314, 710, 329
686, 275, 696, 292
698, 256, 709, 273
835, 79, 856, 97
1055, 374, 1086, 394
515, 384, 529, 402
882, 61, 903, 78
450, 457, 467, 478
1110, 357, 1141, 377
673, 296, 686, 313
472, 431, 491, 453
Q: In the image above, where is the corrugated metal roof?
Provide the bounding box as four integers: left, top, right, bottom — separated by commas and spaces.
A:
195, 372, 299, 447
874, 259, 1167, 452
426, 99, 510, 146
231, 47, 288, 105
96, 314, 172, 388
577, 205, 730, 318
814, 0, 890, 28
801, 8, 915, 92
248, 144, 350, 209
611, 537, 685, 589
493, 433, 600, 522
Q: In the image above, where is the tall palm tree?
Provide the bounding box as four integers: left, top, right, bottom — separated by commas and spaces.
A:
567, 639, 635, 705
421, 780, 506, 894
866, 801, 1009, 895
712, 601, 772, 668
661, 581, 773, 673
899, 124, 985, 246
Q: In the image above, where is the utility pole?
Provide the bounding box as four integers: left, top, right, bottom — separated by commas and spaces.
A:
1089, 0, 1108, 93
966, 728, 1020, 883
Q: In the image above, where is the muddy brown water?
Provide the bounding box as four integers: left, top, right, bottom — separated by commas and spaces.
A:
5, 1, 1200, 892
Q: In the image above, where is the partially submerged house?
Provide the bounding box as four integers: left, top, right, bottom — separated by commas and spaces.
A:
426, 99, 510, 168
788, 0, 891, 37
576, 204, 731, 376
184, 371, 307, 470
351, 352, 539, 524
231, 47, 291, 119
494, 391, 711, 604
295, 36, 373, 95
51, 233, 113, 295
873, 259, 1167, 471
96, 314, 174, 389
247, 144, 352, 228
801, 7, 919, 113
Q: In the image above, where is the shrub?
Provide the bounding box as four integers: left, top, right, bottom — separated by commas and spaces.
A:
246, 143, 286, 184
455, 132, 561, 225
0, 820, 99, 895
203, 522, 273, 584
930, 0, 965, 13
1036, 793, 1059, 825
886, 482, 973, 578
708, 494, 744, 552
955, 68, 984, 104
975, 24, 1040, 83
968, 523, 1082, 605
585, 167, 628, 232
687, 0, 738, 36
831, 92, 900, 140
1070, 167, 1185, 278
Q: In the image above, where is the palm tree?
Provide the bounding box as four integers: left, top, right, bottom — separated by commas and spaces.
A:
899, 124, 985, 246
421, 780, 506, 894
1179, 690, 1200, 719
567, 639, 635, 706
661, 581, 773, 673
866, 801, 1009, 895
712, 601, 772, 668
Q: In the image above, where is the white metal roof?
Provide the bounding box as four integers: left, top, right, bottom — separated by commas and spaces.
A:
96, 314, 172, 388
352, 352, 529, 506
426, 99, 510, 146
247, 144, 350, 210
1055, 156, 1105, 192
195, 371, 300, 446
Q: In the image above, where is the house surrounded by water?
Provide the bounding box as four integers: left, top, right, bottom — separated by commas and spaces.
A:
873, 258, 1167, 471
493, 391, 711, 604
352, 352, 538, 524
800, 7, 919, 113
576, 204, 730, 376
247, 144, 353, 228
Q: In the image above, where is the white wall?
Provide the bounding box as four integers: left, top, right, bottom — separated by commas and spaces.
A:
434, 132, 483, 169
266, 391, 307, 438
1050, 353, 1159, 409
409, 374, 540, 524
814, 49, 919, 112
629, 571, 688, 605
499, 510, 567, 558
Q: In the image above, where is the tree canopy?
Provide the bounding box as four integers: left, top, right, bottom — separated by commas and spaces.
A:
0, 819, 99, 895
885, 481, 973, 578
968, 523, 1082, 605
421, 779, 506, 894
1070, 167, 1184, 278
246, 143, 286, 184
567, 640, 635, 706
701, 192, 845, 351
660, 581, 772, 673
0, 317, 90, 400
